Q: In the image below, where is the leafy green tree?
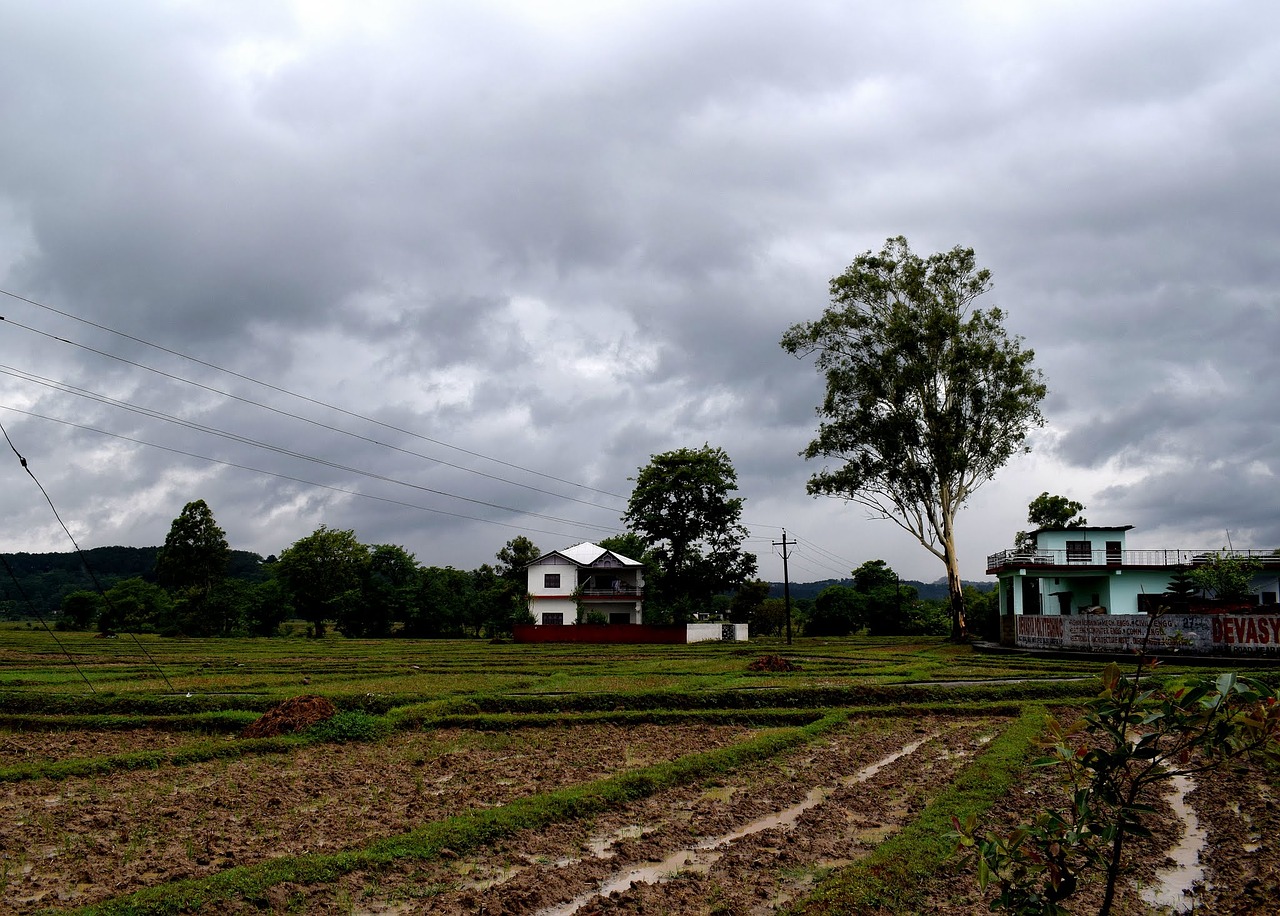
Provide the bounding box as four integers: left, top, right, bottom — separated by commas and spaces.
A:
1027, 492, 1086, 530
409, 566, 473, 637
274, 526, 369, 638
1162, 564, 1199, 612
1017, 493, 1087, 550
963, 584, 1001, 641
155, 500, 230, 597
781, 236, 1047, 641
1188, 550, 1262, 603
338, 544, 419, 638
98, 577, 172, 634
490, 536, 540, 630
753, 597, 789, 637
154, 499, 232, 635
729, 579, 771, 625
469, 564, 511, 637
849, 560, 923, 635
807, 584, 865, 636
494, 536, 539, 582
623, 445, 757, 623
58, 590, 102, 630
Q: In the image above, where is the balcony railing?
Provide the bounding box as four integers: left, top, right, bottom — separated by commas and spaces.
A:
577, 585, 643, 598
986, 548, 1280, 572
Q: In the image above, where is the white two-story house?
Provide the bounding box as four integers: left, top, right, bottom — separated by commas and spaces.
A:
525, 542, 645, 625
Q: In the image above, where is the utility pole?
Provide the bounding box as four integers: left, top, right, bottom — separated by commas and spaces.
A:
773, 529, 796, 645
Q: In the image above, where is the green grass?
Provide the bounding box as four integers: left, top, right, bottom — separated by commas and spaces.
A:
0, 625, 1115, 703
791, 706, 1049, 915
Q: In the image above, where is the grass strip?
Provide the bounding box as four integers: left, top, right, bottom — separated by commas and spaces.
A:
394, 700, 1031, 732
6, 701, 1030, 784
0, 710, 259, 733
791, 705, 1047, 915
0, 677, 1099, 718
55, 713, 849, 916
462, 678, 1097, 713
0, 734, 309, 783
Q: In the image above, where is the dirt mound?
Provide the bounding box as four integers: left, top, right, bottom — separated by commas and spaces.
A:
241, 695, 338, 739
746, 654, 801, 672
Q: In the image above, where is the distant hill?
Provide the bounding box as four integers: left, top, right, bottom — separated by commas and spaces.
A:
0, 547, 267, 619
769, 578, 995, 602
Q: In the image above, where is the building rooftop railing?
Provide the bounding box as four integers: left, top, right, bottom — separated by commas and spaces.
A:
577, 586, 644, 598
986, 548, 1280, 573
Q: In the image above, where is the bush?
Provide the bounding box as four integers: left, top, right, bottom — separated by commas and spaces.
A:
305, 710, 390, 743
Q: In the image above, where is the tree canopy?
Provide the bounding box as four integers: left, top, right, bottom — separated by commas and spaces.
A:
1016, 492, 1086, 550
154, 500, 230, 597
781, 236, 1046, 641
1027, 492, 1087, 530
494, 536, 540, 583
274, 525, 369, 638
623, 445, 757, 621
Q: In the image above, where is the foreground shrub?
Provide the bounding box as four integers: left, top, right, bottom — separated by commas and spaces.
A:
953, 659, 1280, 915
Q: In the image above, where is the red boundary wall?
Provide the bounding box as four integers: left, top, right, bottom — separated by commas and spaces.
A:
513, 624, 687, 644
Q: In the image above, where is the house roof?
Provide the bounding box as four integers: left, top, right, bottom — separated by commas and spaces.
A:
528, 541, 642, 568
1031, 525, 1135, 536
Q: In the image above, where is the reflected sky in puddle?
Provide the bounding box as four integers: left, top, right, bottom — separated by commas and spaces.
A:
1141, 773, 1207, 913
534, 734, 935, 916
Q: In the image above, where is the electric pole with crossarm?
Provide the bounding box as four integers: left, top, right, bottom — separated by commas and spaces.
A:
773, 530, 796, 644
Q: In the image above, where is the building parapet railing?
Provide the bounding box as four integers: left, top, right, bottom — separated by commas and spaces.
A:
577, 586, 644, 598
986, 548, 1280, 572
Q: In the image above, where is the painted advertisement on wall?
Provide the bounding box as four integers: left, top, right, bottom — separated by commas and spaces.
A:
1015, 614, 1280, 653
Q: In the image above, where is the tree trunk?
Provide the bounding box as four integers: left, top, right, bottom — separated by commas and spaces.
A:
943, 528, 967, 642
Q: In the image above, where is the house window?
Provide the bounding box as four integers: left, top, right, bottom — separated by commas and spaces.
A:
1106, 541, 1122, 565
544, 573, 561, 589
541, 612, 563, 625
1261, 592, 1277, 605
1066, 540, 1092, 563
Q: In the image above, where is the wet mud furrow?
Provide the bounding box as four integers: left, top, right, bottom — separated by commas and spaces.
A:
324, 717, 1007, 916
1181, 760, 1280, 914
1, 723, 754, 914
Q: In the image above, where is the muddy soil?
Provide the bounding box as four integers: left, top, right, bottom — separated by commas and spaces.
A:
1179, 760, 1280, 914
1, 723, 754, 913
204, 717, 1010, 915
911, 746, 1280, 915
0, 728, 197, 766
5, 716, 1277, 915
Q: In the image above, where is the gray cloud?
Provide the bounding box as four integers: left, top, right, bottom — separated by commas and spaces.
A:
2, 1, 1279, 583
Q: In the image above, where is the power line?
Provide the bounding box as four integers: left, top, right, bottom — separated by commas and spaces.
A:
0, 553, 97, 692
0, 416, 175, 692
0, 301, 628, 501
0, 404, 621, 543
792, 533, 859, 573
0, 364, 622, 522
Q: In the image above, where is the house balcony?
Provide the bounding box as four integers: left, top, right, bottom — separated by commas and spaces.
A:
577, 584, 644, 600
986, 548, 1280, 575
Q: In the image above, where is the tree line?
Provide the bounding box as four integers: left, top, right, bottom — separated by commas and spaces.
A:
43, 501, 544, 639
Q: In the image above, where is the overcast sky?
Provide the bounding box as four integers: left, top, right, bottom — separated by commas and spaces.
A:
1, 0, 1278, 586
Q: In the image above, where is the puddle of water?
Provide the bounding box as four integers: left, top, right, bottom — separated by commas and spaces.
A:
585, 824, 647, 858
1141, 774, 1207, 913
459, 864, 523, 891
534, 735, 934, 916
702, 786, 737, 803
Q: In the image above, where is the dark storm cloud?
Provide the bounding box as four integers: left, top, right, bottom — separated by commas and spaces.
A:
2, 1, 1279, 580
